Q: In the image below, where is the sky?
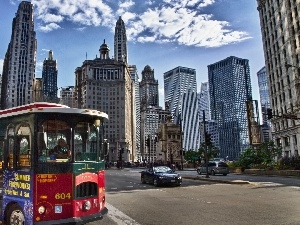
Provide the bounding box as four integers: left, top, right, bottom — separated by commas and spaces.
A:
0, 0, 265, 109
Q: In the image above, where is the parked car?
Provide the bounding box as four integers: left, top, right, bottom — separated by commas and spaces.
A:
140, 166, 182, 187
197, 161, 229, 176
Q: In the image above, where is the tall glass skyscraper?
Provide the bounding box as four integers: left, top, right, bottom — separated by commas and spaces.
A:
1, 1, 36, 109
257, 66, 271, 142
198, 82, 210, 121
42, 50, 58, 102
164, 66, 200, 151
208, 56, 252, 160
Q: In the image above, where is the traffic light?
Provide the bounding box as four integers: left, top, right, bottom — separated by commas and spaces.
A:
267, 108, 273, 120
205, 132, 212, 145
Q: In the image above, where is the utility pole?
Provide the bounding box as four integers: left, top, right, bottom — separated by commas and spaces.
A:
203, 110, 209, 178
179, 114, 184, 170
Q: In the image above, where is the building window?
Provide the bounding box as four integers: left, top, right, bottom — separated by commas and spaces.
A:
284, 136, 290, 146
276, 138, 281, 147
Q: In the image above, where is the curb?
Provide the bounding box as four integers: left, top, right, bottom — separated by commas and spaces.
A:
182, 176, 250, 185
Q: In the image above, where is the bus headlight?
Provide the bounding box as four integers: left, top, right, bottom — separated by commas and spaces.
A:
38, 206, 46, 214
83, 201, 91, 211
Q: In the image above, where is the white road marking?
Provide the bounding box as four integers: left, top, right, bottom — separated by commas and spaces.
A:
106, 202, 141, 225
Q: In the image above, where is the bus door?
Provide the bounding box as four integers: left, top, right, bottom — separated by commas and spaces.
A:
2, 122, 34, 225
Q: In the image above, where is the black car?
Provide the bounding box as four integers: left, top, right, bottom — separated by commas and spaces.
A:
140, 166, 182, 187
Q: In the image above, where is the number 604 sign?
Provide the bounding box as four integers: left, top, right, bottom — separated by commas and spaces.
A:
55, 192, 71, 200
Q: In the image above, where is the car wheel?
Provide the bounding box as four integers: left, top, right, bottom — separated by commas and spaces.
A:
197, 169, 201, 175
153, 178, 159, 187
141, 176, 146, 184
211, 170, 215, 176
6, 204, 25, 225
223, 174, 227, 176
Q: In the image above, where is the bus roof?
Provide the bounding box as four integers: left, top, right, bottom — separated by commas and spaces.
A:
0, 102, 109, 120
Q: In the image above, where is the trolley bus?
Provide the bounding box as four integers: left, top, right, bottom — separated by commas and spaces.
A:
0, 102, 108, 224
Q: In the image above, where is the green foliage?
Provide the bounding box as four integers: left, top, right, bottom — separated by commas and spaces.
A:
238, 141, 282, 169
184, 143, 220, 164
198, 142, 220, 162
184, 149, 199, 163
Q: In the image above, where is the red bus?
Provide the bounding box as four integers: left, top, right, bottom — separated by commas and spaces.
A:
0, 102, 108, 224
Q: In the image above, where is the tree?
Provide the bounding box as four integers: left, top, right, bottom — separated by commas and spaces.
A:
184, 149, 200, 164
198, 143, 220, 162
238, 141, 282, 168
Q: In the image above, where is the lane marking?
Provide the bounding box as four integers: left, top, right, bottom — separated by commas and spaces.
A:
106, 202, 141, 225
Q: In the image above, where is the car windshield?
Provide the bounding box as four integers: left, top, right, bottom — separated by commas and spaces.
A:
153, 166, 173, 173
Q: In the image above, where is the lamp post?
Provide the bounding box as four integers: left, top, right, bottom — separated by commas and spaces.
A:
203, 110, 209, 178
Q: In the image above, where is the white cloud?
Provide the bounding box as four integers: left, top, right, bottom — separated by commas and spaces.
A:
75, 27, 87, 32
198, 0, 215, 8
31, 0, 250, 48
38, 13, 64, 23
32, 0, 115, 28
38, 22, 61, 32
126, 4, 250, 47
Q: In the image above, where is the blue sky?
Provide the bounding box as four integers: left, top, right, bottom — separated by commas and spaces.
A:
0, 0, 265, 108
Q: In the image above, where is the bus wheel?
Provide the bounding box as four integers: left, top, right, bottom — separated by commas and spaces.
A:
6, 204, 25, 225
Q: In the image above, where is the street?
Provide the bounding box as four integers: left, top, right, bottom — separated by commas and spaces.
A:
88, 168, 300, 225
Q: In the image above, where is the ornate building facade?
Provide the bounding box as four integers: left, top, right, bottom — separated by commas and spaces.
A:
74, 18, 136, 162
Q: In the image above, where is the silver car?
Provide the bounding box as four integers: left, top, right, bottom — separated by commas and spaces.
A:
197, 161, 229, 176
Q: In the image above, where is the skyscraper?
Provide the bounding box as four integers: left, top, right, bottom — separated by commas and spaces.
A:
198, 82, 210, 121
140, 65, 159, 109
197, 82, 219, 148
208, 56, 252, 160
129, 65, 141, 161
42, 50, 58, 102
257, 66, 271, 142
164, 66, 200, 151
139, 65, 168, 162
1, 1, 36, 109
74, 18, 136, 162
59, 86, 75, 107
114, 16, 128, 63
257, 0, 299, 157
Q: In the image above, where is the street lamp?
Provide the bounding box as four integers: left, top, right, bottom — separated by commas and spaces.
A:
202, 110, 209, 178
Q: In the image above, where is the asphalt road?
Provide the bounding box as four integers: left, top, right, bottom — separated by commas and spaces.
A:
87, 168, 300, 225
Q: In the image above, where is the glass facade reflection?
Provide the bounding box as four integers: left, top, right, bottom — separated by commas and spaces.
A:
208, 56, 252, 160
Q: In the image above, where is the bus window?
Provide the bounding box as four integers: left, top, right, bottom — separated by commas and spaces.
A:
6, 126, 15, 169
39, 119, 71, 162
74, 122, 97, 161
8, 137, 14, 169
16, 124, 31, 169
